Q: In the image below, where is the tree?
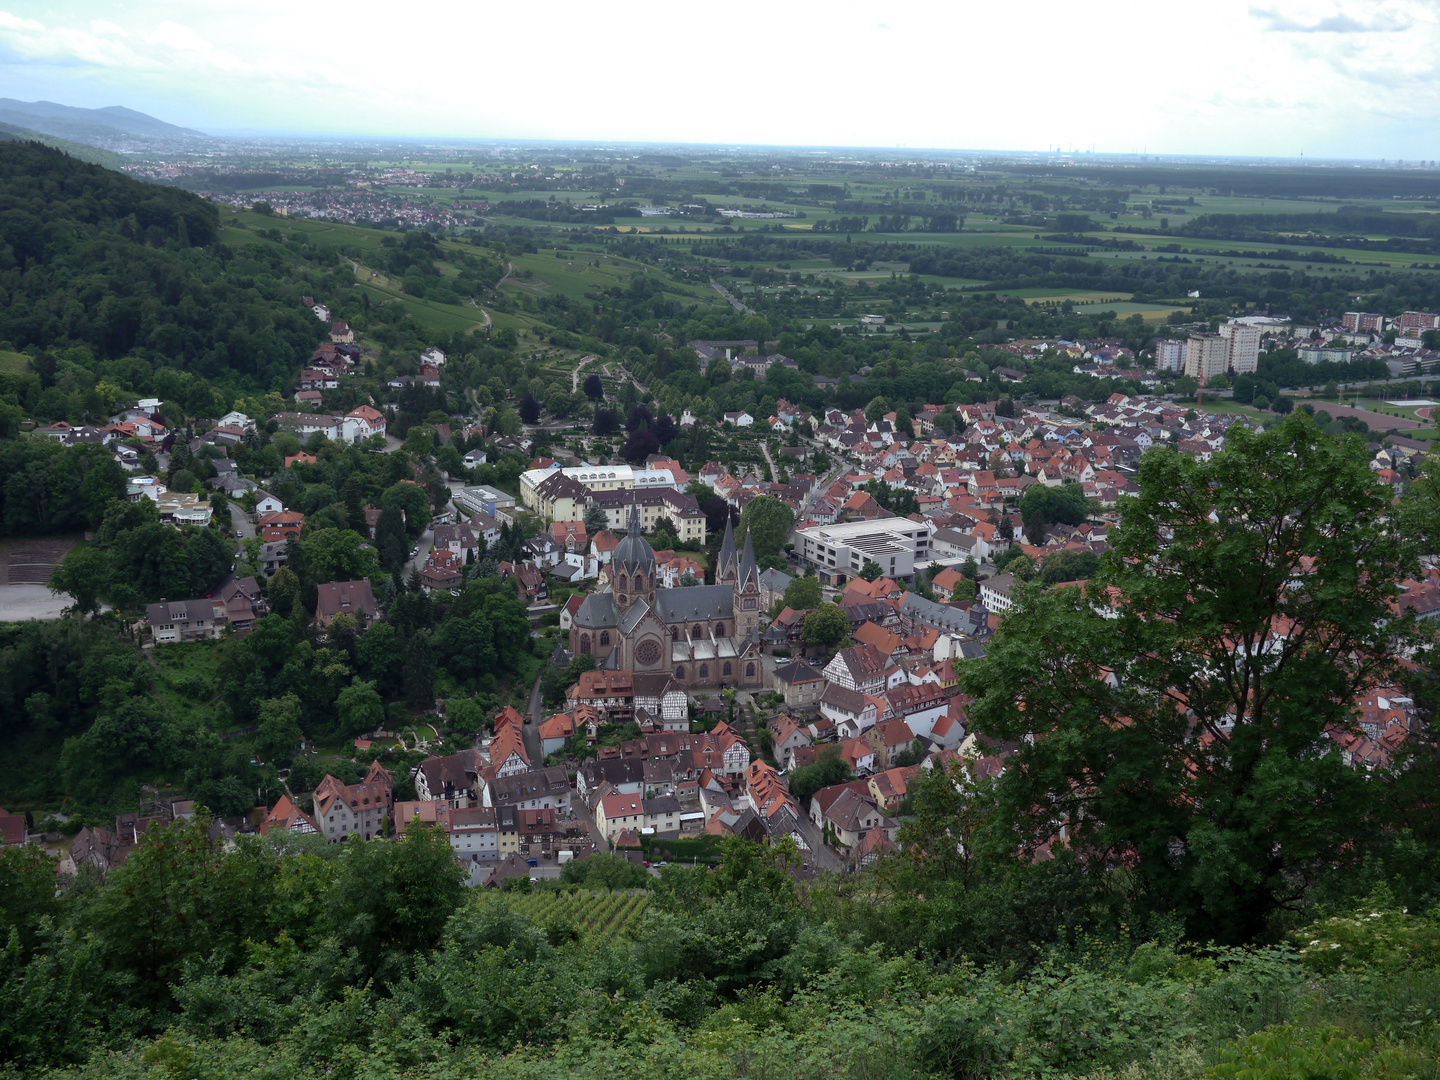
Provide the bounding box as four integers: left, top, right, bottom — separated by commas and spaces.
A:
737, 494, 795, 560
802, 603, 850, 650
782, 575, 822, 611
267, 566, 300, 617
517, 395, 541, 424
582, 372, 604, 400
336, 680, 384, 739
622, 425, 659, 463
788, 746, 853, 803
374, 504, 409, 571
961, 413, 1438, 943
48, 545, 110, 615
582, 500, 609, 536
592, 408, 620, 437
255, 693, 303, 765
560, 851, 650, 888
328, 822, 466, 983
858, 560, 883, 582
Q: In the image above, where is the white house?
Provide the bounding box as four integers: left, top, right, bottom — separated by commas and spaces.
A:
723, 411, 755, 428
254, 491, 284, 515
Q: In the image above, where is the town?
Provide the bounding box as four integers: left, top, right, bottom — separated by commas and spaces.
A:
2, 96, 1440, 1080
8, 305, 1430, 884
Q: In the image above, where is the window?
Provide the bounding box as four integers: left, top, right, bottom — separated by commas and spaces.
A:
699, 664, 709, 680
675, 666, 685, 680
580, 635, 591, 655
600, 630, 610, 647
723, 662, 732, 676
715, 623, 725, 636
671, 627, 678, 640
746, 663, 755, 677
691, 626, 702, 639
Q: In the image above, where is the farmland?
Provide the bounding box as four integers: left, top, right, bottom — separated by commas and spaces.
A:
507, 888, 652, 939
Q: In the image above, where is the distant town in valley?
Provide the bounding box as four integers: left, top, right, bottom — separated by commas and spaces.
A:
2, 94, 1440, 1080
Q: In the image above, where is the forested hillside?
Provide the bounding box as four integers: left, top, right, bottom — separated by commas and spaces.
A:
3, 823, 1440, 1080
0, 142, 329, 388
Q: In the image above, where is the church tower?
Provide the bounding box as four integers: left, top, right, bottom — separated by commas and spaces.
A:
612, 502, 656, 610
714, 515, 738, 586
733, 527, 762, 639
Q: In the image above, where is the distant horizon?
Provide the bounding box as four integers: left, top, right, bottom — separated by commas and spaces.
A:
1, 1, 1435, 161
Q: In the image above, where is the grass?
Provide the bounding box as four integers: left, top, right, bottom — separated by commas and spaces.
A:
151, 641, 228, 726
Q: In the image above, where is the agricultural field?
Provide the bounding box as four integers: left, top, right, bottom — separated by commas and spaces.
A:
508, 889, 652, 939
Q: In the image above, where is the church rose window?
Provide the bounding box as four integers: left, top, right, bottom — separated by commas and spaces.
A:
636, 640, 661, 665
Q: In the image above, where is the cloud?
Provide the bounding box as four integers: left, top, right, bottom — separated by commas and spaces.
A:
1250, 5, 1412, 32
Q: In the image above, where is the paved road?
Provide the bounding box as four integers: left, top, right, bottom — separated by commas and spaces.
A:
794, 812, 845, 872
522, 671, 545, 765
405, 525, 435, 578
571, 354, 598, 393
229, 504, 253, 539
710, 279, 754, 315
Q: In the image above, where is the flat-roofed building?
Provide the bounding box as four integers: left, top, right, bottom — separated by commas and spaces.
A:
794, 517, 930, 584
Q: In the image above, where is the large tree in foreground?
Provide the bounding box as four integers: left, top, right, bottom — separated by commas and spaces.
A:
961, 412, 1438, 943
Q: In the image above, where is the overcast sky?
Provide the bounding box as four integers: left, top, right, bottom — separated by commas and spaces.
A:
0, 0, 1433, 159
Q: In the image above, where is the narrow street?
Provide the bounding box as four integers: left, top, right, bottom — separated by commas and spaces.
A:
795, 813, 845, 872
522, 671, 545, 766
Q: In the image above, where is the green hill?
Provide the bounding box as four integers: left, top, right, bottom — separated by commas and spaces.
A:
0, 141, 327, 388
0, 122, 129, 170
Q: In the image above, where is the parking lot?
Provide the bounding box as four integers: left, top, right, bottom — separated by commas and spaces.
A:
0, 583, 73, 622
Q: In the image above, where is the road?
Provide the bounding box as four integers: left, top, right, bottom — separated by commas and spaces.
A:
794, 812, 845, 872
759, 438, 778, 483
523, 672, 545, 765
710, 279, 754, 315
228, 503, 253, 540
571, 354, 598, 393
405, 525, 435, 578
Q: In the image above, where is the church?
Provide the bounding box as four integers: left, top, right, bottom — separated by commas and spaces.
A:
570, 508, 766, 691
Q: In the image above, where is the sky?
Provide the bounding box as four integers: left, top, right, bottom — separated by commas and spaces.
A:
0, 0, 1434, 159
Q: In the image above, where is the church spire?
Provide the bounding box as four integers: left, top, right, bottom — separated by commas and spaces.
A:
627, 498, 642, 538
739, 527, 758, 587
716, 515, 738, 584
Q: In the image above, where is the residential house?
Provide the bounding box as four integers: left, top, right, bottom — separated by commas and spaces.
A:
488, 767, 572, 815
818, 787, 897, 848
144, 597, 227, 644
770, 660, 827, 707
313, 762, 393, 841
595, 793, 645, 841
314, 580, 378, 627
413, 749, 485, 807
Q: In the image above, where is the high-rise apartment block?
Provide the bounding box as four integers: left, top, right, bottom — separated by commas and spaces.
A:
1153, 339, 1185, 372
1184, 333, 1229, 382
1218, 321, 1260, 375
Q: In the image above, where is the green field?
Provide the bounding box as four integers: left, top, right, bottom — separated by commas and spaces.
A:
0, 350, 29, 376
505, 889, 652, 939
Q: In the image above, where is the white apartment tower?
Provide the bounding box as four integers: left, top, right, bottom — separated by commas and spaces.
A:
1153, 339, 1185, 373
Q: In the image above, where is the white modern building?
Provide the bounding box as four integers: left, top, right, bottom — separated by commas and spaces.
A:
794, 517, 931, 584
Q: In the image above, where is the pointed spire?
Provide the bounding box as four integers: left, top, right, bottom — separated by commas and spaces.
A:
739, 527, 758, 587
717, 515, 737, 582
627, 500, 642, 538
